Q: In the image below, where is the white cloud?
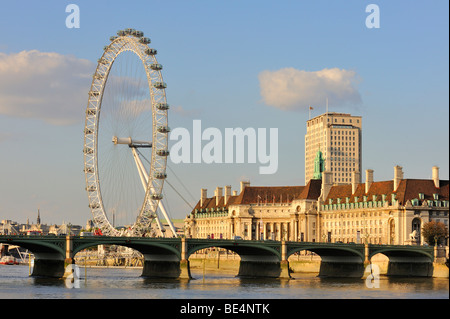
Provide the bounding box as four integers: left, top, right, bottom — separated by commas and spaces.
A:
258, 67, 362, 111
0, 50, 94, 125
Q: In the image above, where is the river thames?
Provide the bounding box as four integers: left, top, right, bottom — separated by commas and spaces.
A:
0, 265, 448, 299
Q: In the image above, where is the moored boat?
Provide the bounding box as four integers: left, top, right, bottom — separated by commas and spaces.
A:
0, 256, 19, 265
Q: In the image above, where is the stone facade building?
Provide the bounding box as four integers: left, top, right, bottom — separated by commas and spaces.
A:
184, 166, 449, 245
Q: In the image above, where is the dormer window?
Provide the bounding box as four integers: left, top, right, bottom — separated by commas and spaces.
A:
419, 193, 424, 200
433, 193, 439, 200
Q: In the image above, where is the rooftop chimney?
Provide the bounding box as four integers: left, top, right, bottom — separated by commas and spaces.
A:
224, 185, 231, 205
200, 188, 207, 207
365, 169, 374, 193
321, 171, 333, 201
351, 171, 360, 194
393, 165, 403, 191
240, 180, 250, 194
432, 166, 440, 188
215, 187, 223, 206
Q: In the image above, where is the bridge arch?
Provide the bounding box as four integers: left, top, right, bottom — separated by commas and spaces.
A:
0, 236, 67, 277
186, 239, 282, 278
0, 238, 65, 257
72, 238, 180, 258
368, 247, 434, 261
368, 245, 434, 277
285, 243, 366, 277
186, 241, 280, 260
286, 245, 365, 262
71, 237, 182, 278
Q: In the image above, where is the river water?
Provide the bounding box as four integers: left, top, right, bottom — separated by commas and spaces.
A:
0, 265, 448, 300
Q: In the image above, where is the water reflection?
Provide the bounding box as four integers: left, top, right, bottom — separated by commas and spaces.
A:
0, 265, 447, 299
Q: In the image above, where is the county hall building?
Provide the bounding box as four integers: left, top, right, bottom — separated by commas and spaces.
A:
184, 113, 449, 245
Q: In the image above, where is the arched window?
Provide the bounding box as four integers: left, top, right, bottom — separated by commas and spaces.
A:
411, 218, 421, 244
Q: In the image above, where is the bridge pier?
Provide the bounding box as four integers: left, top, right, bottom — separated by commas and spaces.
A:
141, 238, 192, 279
29, 236, 72, 278
386, 257, 433, 277
280, 241, 291, 279
141, 257, 181, 278
31, 253, 66, 278
318, 256, 365, 278
238, 256, 283, 278
237, 241, 290, 279
179, 238, 192, 279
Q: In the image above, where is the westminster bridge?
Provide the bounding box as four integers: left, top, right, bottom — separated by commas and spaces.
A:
0, 235, 441, 279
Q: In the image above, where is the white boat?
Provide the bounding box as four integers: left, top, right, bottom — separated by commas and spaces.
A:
0, 256, 19, 265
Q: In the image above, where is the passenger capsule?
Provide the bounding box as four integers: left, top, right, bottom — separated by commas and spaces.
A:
151, 194, 163, 200
89, 203, 100, 209
155, 103, 169, 110
145, 48, 157, 55
134, 30, 144, 37
110, 36, 118, 42
139, 37, 151, 44
154, 172, 167, 179
156, 149, 170, 156
84, 166, 94, 173
125, 28, 135, 35
84, 147, 94, 154
117, 30, 126, 36
153, 82, 167, 89
86, 186, 97, 192
157, 126, 170, 133
150, 63, 163, 71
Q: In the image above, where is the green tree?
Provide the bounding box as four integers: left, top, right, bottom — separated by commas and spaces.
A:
422, 221, 448, 246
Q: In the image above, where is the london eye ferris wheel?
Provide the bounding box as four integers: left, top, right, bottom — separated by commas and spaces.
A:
83, 28, 176, 237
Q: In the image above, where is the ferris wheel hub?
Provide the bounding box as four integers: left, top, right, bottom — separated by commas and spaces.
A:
112, 136, 152, 148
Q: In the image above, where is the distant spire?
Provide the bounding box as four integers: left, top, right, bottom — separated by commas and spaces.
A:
37, 208, 41, 225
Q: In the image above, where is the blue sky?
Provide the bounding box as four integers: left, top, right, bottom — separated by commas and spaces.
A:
0, 0, 448, 226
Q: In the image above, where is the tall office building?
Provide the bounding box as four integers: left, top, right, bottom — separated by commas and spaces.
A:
305, 112, 362, 185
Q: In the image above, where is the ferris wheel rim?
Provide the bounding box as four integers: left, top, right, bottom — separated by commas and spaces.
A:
83, 29, 169, 237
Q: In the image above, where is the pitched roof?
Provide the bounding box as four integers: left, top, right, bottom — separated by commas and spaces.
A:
191, 179, 323, 213
396, 179, 449, 204
297, 179, 322, 200
325, 179, 449, 205
191, 178, 449, 213
235, 185, 305, 205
